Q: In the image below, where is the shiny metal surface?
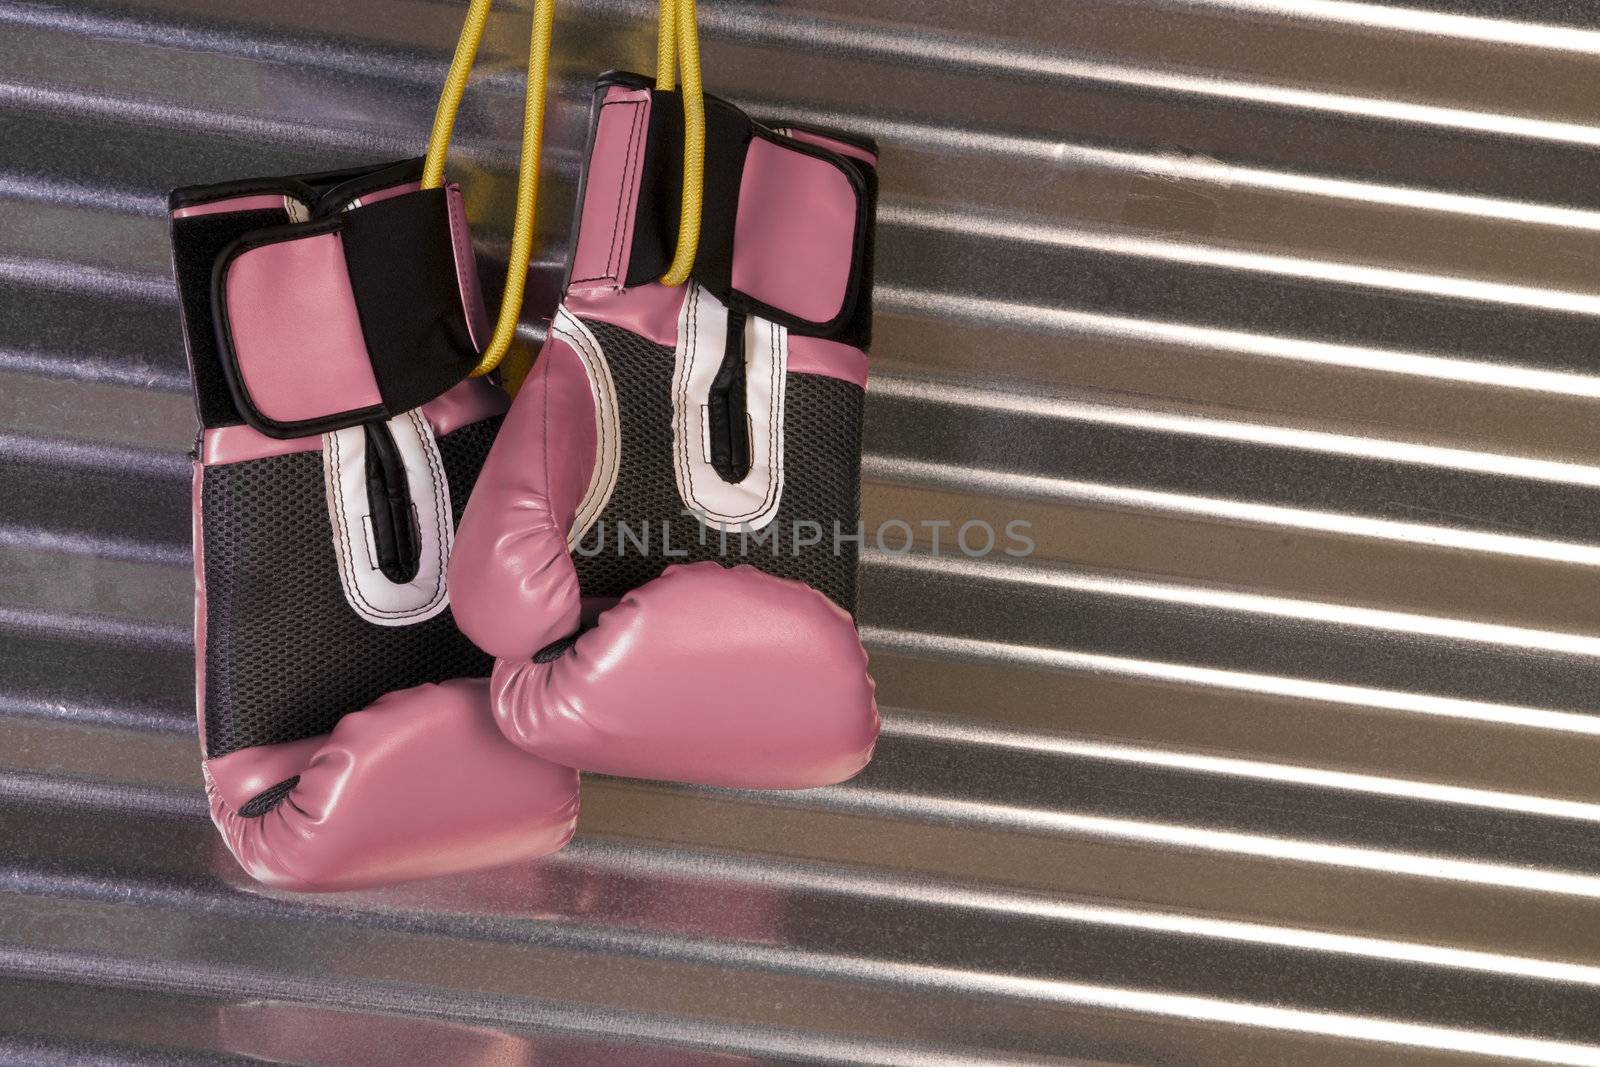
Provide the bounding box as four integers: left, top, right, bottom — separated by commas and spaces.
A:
5, 0, 1600, 1061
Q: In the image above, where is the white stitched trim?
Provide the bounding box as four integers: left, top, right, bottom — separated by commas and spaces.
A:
671, 283, 787, 531
551, 306, 621, 547
321, 409, 453, 626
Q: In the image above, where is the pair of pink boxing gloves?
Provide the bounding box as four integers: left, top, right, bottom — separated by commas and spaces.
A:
169, 74, 881, 890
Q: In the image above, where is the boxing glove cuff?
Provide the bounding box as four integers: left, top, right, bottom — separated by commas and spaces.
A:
171, 158, 488, 439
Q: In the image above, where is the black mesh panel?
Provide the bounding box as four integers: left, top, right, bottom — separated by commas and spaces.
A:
574, 320, 863, 612
199, 417, 501, 758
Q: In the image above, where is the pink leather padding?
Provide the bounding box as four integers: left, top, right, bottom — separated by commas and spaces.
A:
421, 377, 510, 439
787, 335, 869, 389
224, 230, 383, 424
450, 337, 596, 661
171, 194, 287, 219
201, 425, 322, 465
569, 86, 651, 293
491, 562, 879, 790
563, 283, 685, 349
203, 679, 581, 892
783, 128, 879, 168
445, 184, 490, 351
733, 137, 858, 326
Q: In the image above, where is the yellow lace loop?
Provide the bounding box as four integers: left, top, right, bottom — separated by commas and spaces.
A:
655, 0, 676, 92
655, 0, 704, 287
422, 0, 704, 376
422, 0, 556, 378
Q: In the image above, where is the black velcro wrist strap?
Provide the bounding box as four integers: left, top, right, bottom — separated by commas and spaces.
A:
592, 73, 877, 346
210, 187, 484, 439
169, 158, 488, 439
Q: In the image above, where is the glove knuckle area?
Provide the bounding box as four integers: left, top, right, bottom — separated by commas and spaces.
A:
205, 679, 579, 892
491, 561, 878, 791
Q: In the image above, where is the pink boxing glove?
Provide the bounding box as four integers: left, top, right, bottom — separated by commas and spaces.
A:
450, 74, 880, 789
170, 161, 580, 890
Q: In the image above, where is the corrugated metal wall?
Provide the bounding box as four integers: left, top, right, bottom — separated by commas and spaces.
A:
7, 0, 1600, 1061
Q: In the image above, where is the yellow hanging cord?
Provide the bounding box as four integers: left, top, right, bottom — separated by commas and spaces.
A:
655, 0, 676, 92
656, 0, 704, 287
422, 0, 556, 377
421, 0, 703, 377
